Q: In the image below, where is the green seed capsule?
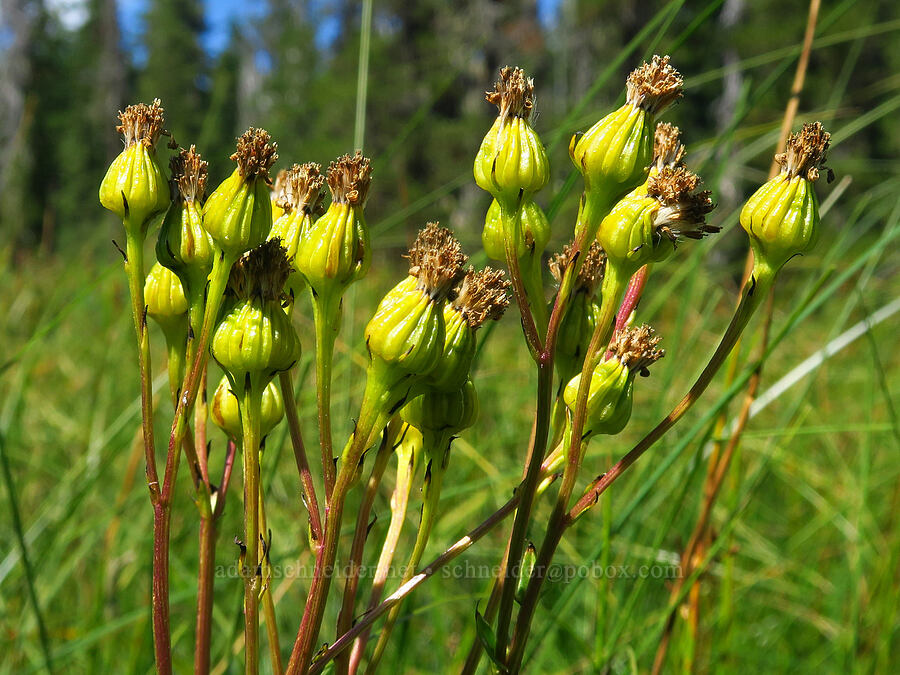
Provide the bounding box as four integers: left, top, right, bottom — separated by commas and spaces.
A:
156, 146, 214, 298
565, 324, 664, 438
482, 198, 551, 262
203, 128, 278, 259
570, 56, 683, 240
474, 67, 549, 209
211, 241, 301, 395
268, 162, 326, 302
99, 99, 169, 235
296, 152, 372, 300
549, 242, 605, 384
402, 379, 479, 436
741, 122, 831, 275
597, 166, 717, 278
428, 267, 509, 391
144, 262, 189, 335
211, 375, 284, 441
361, 223, 468, 416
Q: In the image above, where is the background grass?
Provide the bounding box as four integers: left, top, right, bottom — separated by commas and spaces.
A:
1, 0, 899, 673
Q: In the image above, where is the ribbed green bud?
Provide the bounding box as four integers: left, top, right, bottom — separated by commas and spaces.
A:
597, 166, 717, 277
741, 122, 831, 275
144, 261, 188, 336
269, 162, 326, 301
211, 374, 284, 441
428, 267, 510, 391
99, 99, 169, 235
203, 128, 278, 259
211, 241, 301, 395
549, 242, 605, 383
565, 324, 664, 437
365, 275, 447, 376
156, 146, 214, 296
570, 57, 682, 207
296, 152, 372, 299
362, 224, 467, 415
402, 379, 479, 436
474, 67, 549, 208
482, 198, 551, 261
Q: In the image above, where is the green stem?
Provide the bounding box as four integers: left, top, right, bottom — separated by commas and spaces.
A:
335, 426, 395, 675
313, 291, 341, 500
240, 385, 264, 675
365, 434, 451, 674
349, 430, 419, 674
505, 266, 775, 674
285, 380, 387, 675
258, 477, 284, 675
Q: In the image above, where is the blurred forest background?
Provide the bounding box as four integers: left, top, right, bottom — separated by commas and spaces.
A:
1, 0, 899, 256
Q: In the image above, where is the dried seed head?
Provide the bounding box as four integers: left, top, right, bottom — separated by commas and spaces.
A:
485, 66, 535, 122
626, 55, 683, 115
326, 151, 372, 206
116, 99, 166, 148
230, 128, 278, 179
276, 163, 326, 215
652, 122, 685, 173
169, 145, 208, 203
451, 266, 510, 328
227, 239, 293, 302
611, 324, 664, 376
775, 121, 832, 182
648, 166, 718, 242
548, 241, 606, 294
406, 222, 468, 299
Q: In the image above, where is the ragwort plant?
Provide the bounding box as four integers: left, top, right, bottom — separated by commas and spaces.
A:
98, 52, 832, 674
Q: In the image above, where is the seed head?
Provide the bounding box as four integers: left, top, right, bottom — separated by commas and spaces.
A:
610, 324, 664, 376
276, 162, 326, 215
451, 266, 510, 328
485, 66, 535, 122
230, 128, 278, 179
326, 151, 372, 206
406, 222, 468, 300
169, 145, 208, 203
549, 241, 606, 293
775, 121, 832, 182
116, 99, 166, 148
626, 55, 683, 115
652, 122, 686, 173
227, 239, 293, 302
648, 166, 718, 242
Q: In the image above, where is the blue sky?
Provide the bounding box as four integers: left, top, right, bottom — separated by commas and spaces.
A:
43, 0, 561, 59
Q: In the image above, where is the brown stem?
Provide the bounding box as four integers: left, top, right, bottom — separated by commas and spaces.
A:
279, 371, 324, 545
195, 514, 217, 675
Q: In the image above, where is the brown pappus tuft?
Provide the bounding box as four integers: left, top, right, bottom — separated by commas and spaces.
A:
653, 122, 685, 173
230, 128, 278, 179
169, 145, 208, 202
451, 266, 511, 328
611, 324, 664, 376
326, 151, 372, 206
116, 99, 166, 148
549, 241, 606, 293
485, 66, 535, 123
227, 239, 293, 302
626, 55, 683, 115
775, 121, 833, 182
406, 222, 468, 300
648, 166, 718, 242
277, 163, 326, 215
